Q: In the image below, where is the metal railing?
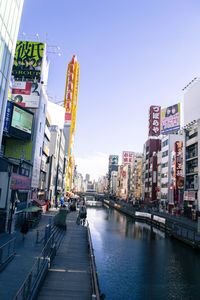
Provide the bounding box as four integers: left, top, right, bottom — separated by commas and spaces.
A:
14, 232, 56, 300
87, 223, 100, 300
0, 237, 16, 271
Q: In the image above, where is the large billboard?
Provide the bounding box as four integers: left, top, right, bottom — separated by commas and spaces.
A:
109, 155, 118, 165
122, 151, 134, 164
12, 81, 41, 108
161, 103, 181, 134
148, 106, 161, 136
12, 41, 44, 80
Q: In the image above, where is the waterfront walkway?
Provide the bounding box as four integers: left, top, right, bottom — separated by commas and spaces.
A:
0, 210, 58, 300
36, 211, 92, 300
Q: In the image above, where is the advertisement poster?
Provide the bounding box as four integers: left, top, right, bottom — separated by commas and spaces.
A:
175, 141, 184, 189
12, 81, 40, 108
161, 103, 181, 134
122, 151, 134, 164
109, 155, 119, 165
12, 41, 44, 79
148, 105, 161, 136
11, 105, 33, 134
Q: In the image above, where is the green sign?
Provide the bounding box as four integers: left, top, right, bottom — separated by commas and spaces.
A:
5, 139, 33, 161
12, 41, 44, 79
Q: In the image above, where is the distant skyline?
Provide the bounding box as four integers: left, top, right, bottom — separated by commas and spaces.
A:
19, 0, 200, 180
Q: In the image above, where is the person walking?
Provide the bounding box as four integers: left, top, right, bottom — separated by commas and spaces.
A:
20, 219, 29, 240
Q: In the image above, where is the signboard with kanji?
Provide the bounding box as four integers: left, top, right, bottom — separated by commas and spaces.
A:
122, 151, 134, 165
148, 106, 161, 136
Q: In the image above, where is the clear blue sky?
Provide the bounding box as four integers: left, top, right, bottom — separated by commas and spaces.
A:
19, 0, 200, 179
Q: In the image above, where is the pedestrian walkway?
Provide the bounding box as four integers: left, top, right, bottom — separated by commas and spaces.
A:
0, 209, 58, 300
36, 211, 92, 300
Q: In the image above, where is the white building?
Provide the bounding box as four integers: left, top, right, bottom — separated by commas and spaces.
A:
184, 79, 200, 126
160, 134, 183, 211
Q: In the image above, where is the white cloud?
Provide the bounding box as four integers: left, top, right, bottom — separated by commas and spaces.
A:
75, 152, 108, 181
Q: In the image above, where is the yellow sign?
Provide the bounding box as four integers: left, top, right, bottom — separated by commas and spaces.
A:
5, 139, 33, 161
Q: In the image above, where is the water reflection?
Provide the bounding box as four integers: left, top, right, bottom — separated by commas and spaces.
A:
87, 206, 200, 300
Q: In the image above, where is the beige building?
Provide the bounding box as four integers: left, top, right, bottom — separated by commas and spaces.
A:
133, 158, 143, 200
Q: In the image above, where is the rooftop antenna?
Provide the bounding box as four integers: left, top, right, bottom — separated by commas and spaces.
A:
22, 32, 27, 40
46, 33, 61, 56
35, 33, 40, 41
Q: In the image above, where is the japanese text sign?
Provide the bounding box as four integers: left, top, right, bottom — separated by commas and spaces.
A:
122, 151, 134, 164
149, 106, 161, 136
12, 41, 44, 80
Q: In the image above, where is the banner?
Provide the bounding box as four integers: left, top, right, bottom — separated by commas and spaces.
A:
12, 41, 44, 80
161, 103, 181, 134
12, 81, 40, 108
3, 101, 13, 133
148, 106, 161, 136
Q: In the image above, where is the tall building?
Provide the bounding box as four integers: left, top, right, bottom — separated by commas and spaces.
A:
0, 0, 24, 146
143, 138, 161, 204
160, 134, 183, 213
183, 120, 200, 218
0, 40, 49, 233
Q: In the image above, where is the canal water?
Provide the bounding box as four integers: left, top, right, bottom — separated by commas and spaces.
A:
87, 205, 200, 300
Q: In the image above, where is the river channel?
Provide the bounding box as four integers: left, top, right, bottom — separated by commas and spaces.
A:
87, 205, 200, 300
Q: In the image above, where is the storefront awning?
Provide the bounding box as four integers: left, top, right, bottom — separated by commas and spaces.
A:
33, 199, 45, 206
23, 206, 42, 213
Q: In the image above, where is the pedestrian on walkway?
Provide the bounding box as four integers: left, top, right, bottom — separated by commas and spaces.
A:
20, 219, 29, 240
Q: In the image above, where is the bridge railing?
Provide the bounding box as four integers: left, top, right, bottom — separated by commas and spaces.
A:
87, 222, 101, 300
0, 237, 16, 271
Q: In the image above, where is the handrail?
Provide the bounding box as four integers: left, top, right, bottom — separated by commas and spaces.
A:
87, 223, 101, 300
0, 237, 16, 270
14, 230, 57, 300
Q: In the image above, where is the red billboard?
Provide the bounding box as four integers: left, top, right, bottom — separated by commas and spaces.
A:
122, 151, 134, 164
148, 106, 161, 136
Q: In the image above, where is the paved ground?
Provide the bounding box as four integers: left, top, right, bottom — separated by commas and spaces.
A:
0, 209, 58, 300
37, 211, 92, 300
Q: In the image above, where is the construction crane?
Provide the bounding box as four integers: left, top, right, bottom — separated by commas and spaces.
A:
64, 55, 79, 191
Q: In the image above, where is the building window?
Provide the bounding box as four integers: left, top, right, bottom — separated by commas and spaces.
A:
162, 139, 168, 147
162, 150, 168, 158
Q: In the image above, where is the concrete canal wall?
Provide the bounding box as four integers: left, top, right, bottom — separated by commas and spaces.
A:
104, 200, 200, 250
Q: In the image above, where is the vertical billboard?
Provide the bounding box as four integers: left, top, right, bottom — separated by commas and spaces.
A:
109, 155, 119, 165
12, 81, 41, 108
12, 41, 44, 80
3, 101, 13, 133
122, 151, 134, 164
148, 106, 161, 136
161, 103, 181, 134
175, 141, 184, 190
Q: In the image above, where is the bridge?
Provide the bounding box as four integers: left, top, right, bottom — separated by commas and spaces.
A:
77, 191, 105, 201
